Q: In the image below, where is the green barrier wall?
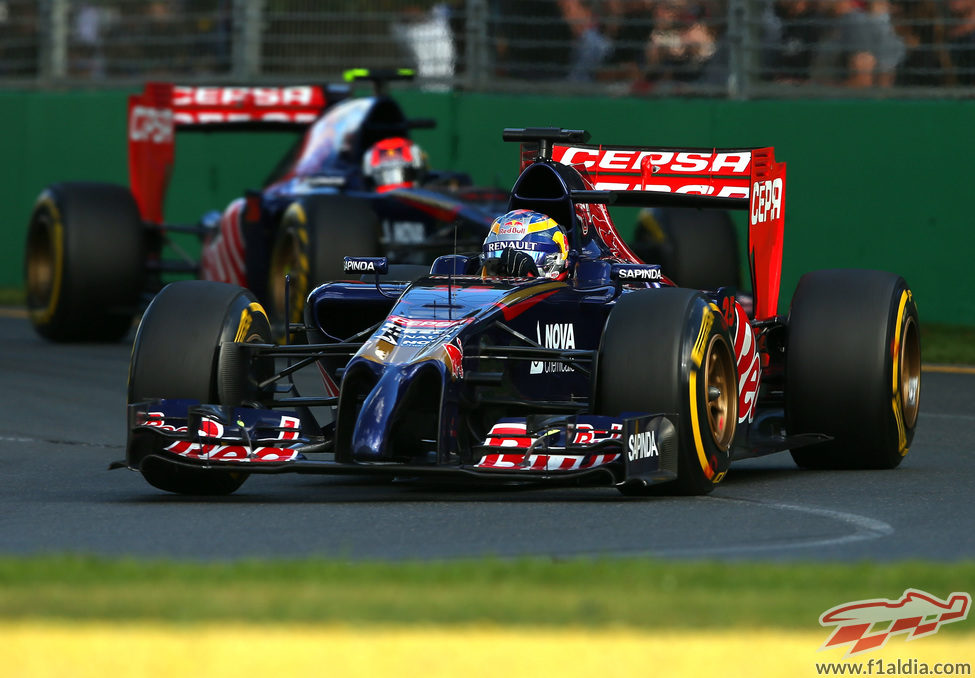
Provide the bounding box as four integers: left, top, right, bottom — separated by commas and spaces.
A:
3, 89, 971, 325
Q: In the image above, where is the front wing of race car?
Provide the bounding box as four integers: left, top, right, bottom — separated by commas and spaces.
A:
122, 399, 680, 491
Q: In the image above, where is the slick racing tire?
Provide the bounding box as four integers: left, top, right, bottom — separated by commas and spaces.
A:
630, 208, 740, 290
128, 281, 273, 495
595, 288, 739, 496
25, 182, 146, 342
786, 269, 921, 470
267, 196, 380, 340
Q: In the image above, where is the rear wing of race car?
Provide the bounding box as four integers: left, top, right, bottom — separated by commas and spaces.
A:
127, 82, 345, 223
508, 128, 786, 321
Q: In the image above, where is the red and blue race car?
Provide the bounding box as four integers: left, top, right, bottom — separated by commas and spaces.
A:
119, 128, 921, 497
24, 70, 506, 342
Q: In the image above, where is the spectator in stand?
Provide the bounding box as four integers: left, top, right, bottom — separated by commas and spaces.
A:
641, 0, 717, 89
0, 0, 39, 77
144, 0, 189, 75
765, 0, 821, 84
491, 0, 565, 79
191, 0, 233, 75
864, 0, 906, 86
491, 0, 614, 82
491, 0, 575, 79
70, 1, 107, 78
811, 0, 881, 87
891, 0, 954, 86
561, 0, 614, 81
687, 1, 789, 92
601, 0, 656, 84
393, 3, 457, 88
947, 0, 975, 84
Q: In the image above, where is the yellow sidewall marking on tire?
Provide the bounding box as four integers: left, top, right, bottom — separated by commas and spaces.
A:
891, 290, 909, 455
293, 223, 310, 322
281, 204, 311, 326
689, 307, 715, 480
690, 307, 713, 369
235, 302, 269, 343
285, 202, 308, 230
31, 196, 64, 326
688, 370, 714, 481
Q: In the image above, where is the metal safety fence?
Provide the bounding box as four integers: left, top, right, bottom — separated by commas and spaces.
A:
0, 0, 971, 98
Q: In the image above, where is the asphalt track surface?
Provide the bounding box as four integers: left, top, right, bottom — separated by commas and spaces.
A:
1, 313, 973, 562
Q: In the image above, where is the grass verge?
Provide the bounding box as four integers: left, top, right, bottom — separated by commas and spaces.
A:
921, 324, 975, 365
1, 556, 973, 631
0, 287, 24, 305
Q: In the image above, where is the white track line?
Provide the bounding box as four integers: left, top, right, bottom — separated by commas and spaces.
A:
625, 497, 894, 558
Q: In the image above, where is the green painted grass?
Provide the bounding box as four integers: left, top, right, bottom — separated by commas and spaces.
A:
1, 556, 972, 630
0, 287, 24, 305
921, 324, 975, 366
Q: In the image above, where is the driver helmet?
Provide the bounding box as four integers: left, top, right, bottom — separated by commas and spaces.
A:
362, 136, 426, 192
482, 209, 569, 279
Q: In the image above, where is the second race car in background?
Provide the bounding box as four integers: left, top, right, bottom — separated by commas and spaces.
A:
24, 70, 508, 342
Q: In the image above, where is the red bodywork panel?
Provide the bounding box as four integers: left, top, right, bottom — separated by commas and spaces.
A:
746, 148, 786, 320
126, 83, 332, 223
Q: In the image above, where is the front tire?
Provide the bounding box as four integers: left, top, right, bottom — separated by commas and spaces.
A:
786, 269, 921, 469
595, 288, 738, 495
128, 281, 273, 494
25, 182, 146, 342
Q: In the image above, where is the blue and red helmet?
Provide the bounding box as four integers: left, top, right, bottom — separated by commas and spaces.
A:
482, 209, 569, 279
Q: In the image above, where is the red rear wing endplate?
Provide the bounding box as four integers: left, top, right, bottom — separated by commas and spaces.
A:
747, 148, 786, 321
127, 83, 334, 223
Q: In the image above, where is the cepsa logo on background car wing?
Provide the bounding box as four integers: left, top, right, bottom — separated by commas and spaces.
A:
171, 86, 328, 124
129, 106, 174, 144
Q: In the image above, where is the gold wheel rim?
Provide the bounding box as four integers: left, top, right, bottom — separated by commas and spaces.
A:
704, 334, 737, 450
268, 229, 305, 329
26, 215, 54, 309
899, 314, 921, 429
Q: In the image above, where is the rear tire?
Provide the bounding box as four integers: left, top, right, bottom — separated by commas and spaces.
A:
128, 280, 273, 494
267, 196, 379, 339
595, 288, 738, 495
786, 269, 921, 469
25, 182, 146, 342
631, 208, 740, 290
